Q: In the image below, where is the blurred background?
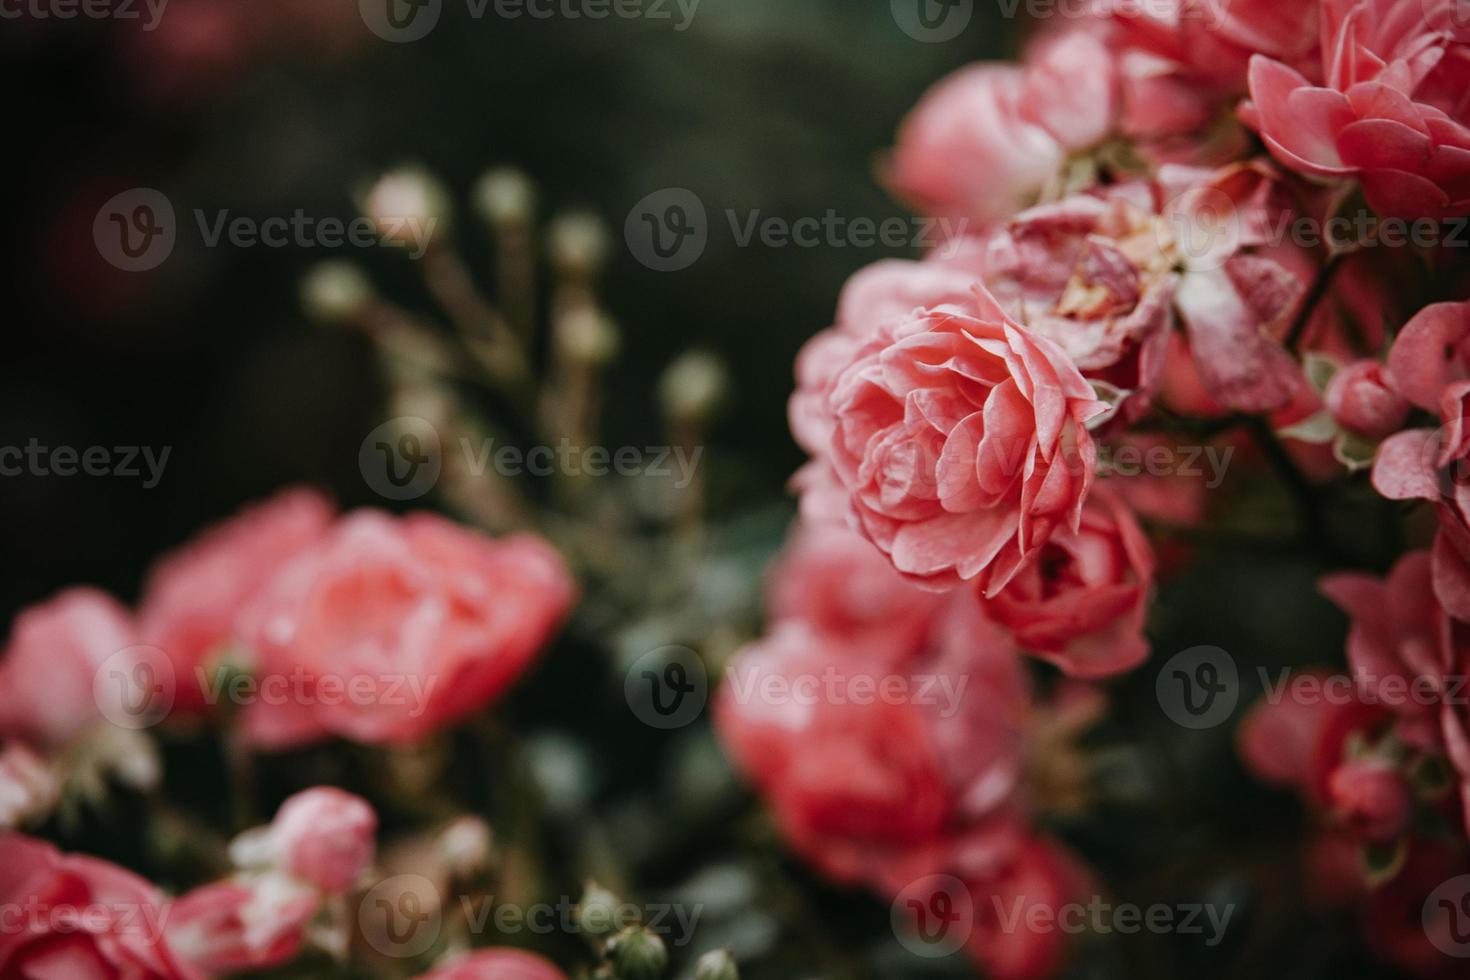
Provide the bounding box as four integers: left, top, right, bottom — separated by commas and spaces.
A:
2, 0, 1026, 616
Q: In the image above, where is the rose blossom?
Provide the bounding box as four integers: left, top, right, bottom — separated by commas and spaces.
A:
412, 948, 568, 980
1371, 301, 1470, 621
766, 519, 948, 664
810, 284, 1108, 594
887, 826, 1090, 980
1328, 759, 1414, 842
230, 787, 377, 894
236, 511, 575, 747
139, 488, 334, 715
1245, 0, 1470, 220
1324, 359, 1410, 439
0, 834, 199, 979
980, 486, 1155, 679
714, 596, 1028, 887
165, 873, 318, 975
886, 31, 1117, 225
0, 588, 136, 749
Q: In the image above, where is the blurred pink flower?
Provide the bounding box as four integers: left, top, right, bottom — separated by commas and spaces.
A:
980, 486, 1154, 679
166, 874, 317, 975
232, 787, 378, 895
0, 743, 57, 831
238, 512, 575, 747
1245, 0, 1470, 219
715, 596, 1028, 887
0, 588, 135, 749
412, 948, 568, 980
0, 834, 199, 979
139, 488, 334, 716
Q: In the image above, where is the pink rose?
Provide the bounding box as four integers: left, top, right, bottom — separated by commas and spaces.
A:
886, 31, 1118, 225
980, 486, 1154, 679
165, 874, 317, 975
0, 834, 199, 979
715, 596, 1028, 887
139, 488, 334, 715
237, 511, 575, 747
887, 827, 1090, 980
766, 519, 948, 664
231, 787, 377, 894
1324, 359, 1410, 439
1245, 0, 1470, 220
980, 184, 1176, 424
412, 948, 568, 980
814, 285, 1108, 594
0, 588, 135, 749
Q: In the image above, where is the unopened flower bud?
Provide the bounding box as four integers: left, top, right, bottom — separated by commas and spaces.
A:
556, 308, 621, 365
438, 816, 493, 877
578, 881, 622, 937
1323, 360, 1409, 440
231, 787, 378, 895
1329, 759, 1413, 843
549, 212, 609, 276
473, 168, 537, 227
660, 352, 728, 424
362, 167, 451, 253
609, 926, 667, 980
301, 261, 374, 326
694, 948, 739, 980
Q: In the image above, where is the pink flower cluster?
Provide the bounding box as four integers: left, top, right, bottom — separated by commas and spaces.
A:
0, 489, 575, 832
723, 1, 1470, 976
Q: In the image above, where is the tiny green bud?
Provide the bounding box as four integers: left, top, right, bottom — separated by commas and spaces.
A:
609, 926, 667, 980
660, 351, 728, 424
693, 948, 739, 980
473, 167, 537, 227
301, 261, 373, 326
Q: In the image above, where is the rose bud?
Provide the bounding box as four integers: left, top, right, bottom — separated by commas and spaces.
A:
166, 873, 319, 975
1328, 759, 1413, 843
1323, 360, 1410, 440
609, 927, 668, 980
412, 948, 568, 980
232, 787, 377, 894
694, 949, 739, 980
361, 166, 451, 253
